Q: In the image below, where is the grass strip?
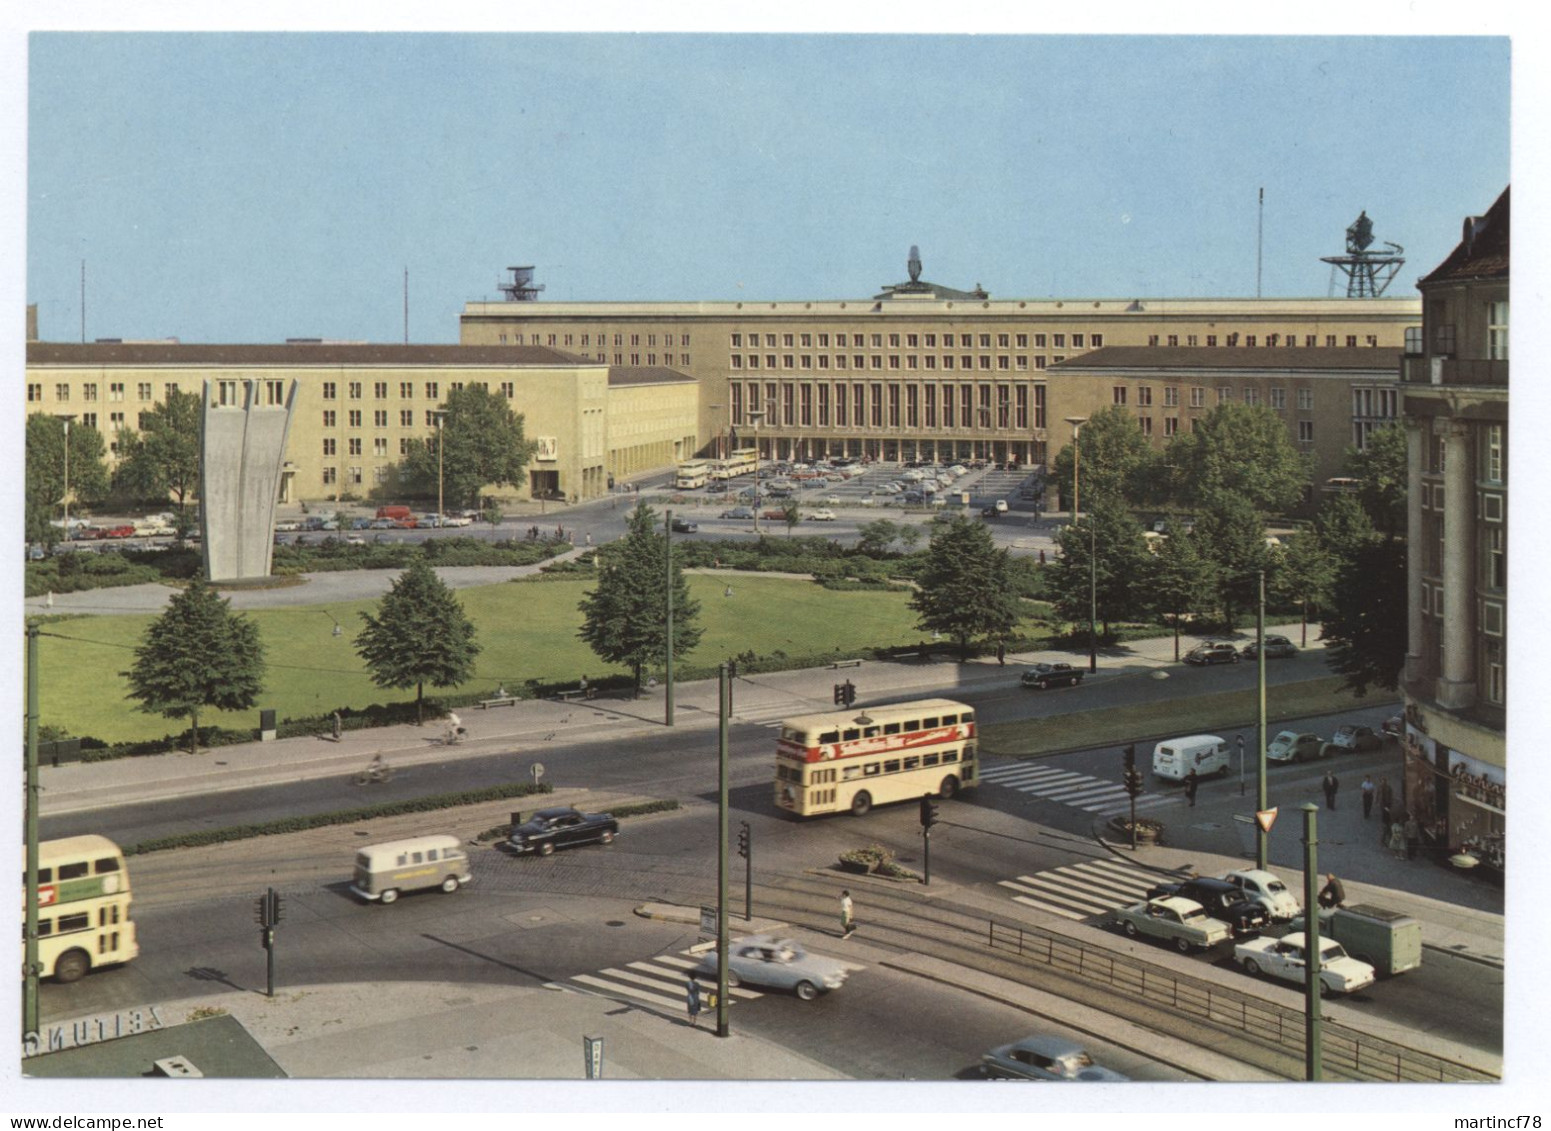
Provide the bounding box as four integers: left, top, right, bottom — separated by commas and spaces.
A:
980, 676, 1386, 759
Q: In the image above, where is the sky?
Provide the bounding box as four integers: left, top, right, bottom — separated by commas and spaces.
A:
18, 27, 1515, 346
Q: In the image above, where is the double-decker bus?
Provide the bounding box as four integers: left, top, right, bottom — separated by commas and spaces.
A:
711, 447, 759, 480
674, 459, 712, 489
774, 698, 978, 817
25, 835, 138, 983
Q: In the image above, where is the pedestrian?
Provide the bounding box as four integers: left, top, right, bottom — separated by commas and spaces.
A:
840, 890, 855, 939
585, 532, 592, 547
1184, 769, 1199, 808
1322, 770, 1339, 810
996, 642, 1006, 666
1360, 774, 1375, 819
1388, 820, 1407, 859
332, 711, 342, 741
1318, 873, 1346, 909
685, 974, 701, 1027
1404, 814, 1420, 860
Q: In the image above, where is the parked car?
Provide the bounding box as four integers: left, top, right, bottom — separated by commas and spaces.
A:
692, 935, 848, 1001
1288, 904, 1422, 976
1109, 897, 1234, 953
1235, 932, 1375, 996
1329, 724, 1383, 753
720, 506, 755, 520
441, 513, 474, 527
1020, 662, 1083, 690
1241, 634, 1298, 659
994, 498, 1009, 513
1144, 876, 1270, 936
806, 508, 837, 522
505, 807, 619, 856
1222, 868, 1301, 921
670, 517, 699, 533
1382, 714, 1404, 738
102, 525, 136, 539
762, 508, 789, 521
823, 495, 842, 506
368, 518, 396, 529
1184, 641, 1240, 665
980, 1035, 1129, 1082
275, 519, 303, 532
1265, 729, 1326, 763
981, 506, 1001, 519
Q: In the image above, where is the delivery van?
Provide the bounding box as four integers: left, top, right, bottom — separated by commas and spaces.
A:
376, 504, 413, 522
1153, 735, 1229, 781
1291, 903, 1422, 976
350, 834, 471, 905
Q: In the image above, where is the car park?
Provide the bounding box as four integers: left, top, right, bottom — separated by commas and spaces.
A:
1109, 896, 1234, 953
505, 806, 619, 856
1184, 641, 1240, 665
806, 509, 836, 521
1241, 634, 1298, 659
1144, 877, 1270, 936
670, 516, 699, 533
720, 506, 755, 520
1329, 724, 1383, 752
1019, 662, 1082, 690
1235, 932, 1375, 996
980, 1035, 1129, 1082
1266, 729, 1326, 763
1222, 869, 1301, 921
692, 935, 848, 1001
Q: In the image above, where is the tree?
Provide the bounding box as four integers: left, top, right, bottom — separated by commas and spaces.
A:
1343, 422, 1407, 539
578, 502, 704, 695
856, 519, 901, 557
1167, 403, 1312, 514
122, 577, 266, 754
1047, 493, 1153, 638
402, 384, 537, 509
1269, 531, 1336, 647
1146, 527, 1217, 661
779, 499, 801, 537
355, 559, 482, 723
909, 516, 1020, 660
26, 414, 110, 549
111, 389, 202, 528
1321, 535, 1408, 697
1049, 405, 1160, 511
1190, 489, 1273, 630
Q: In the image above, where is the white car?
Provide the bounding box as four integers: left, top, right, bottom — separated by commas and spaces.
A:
1235, 932, 1375, 996
441, 514, 474, 527
1223, 869, 1301, 921
824, 495, 842, 506
994, 499, 1009, 513
807, 509, 837, 521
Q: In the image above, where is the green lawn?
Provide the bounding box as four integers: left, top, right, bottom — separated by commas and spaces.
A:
36, 574, 1009, 744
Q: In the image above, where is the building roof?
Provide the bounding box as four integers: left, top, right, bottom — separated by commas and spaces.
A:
607, 366, 697, 387
1050, 345, 1403, 374
26, 341, 591, 368
1420, 186, 1509, 287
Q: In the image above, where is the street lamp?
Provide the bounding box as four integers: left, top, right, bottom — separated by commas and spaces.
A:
55, 414, 77, 540
1065, 417, 1097, 674
748, 406, 766, 536
321, 609, 343, 638
431, 410, 447, 528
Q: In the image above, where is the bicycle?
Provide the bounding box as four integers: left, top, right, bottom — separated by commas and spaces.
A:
354, 761, 395, 785
443, 725, 467, 747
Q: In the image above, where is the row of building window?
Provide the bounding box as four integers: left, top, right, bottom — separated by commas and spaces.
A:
1148, 333, 1380, 348
1114, 385, 1321, 410
733, 331, 1103, 350
30, 381, 177, 403
319, 409, 445, 429
730, 381, 1047, 432
496, 331, 692, 349
730, 353, 1062, 372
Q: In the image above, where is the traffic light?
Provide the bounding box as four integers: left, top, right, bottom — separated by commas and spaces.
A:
253, 888, 284, 928
1122, 744, 1136, 772
842, 680, 856, 707
833, 683, 845, 706
737, 820, 750, 859
919, 795, 940, 829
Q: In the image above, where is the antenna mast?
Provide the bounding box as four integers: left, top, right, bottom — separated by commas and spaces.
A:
1320, 211, 1405, 297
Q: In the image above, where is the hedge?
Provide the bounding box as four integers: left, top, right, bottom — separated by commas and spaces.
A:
124, 780, 556, 856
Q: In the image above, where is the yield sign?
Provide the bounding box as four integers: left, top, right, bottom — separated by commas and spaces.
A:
1255, 807, 1279, 834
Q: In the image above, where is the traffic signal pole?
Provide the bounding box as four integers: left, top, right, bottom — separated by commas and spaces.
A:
919, 794, 940, 885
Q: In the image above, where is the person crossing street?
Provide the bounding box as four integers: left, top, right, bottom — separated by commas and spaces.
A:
840, 890, 855, 939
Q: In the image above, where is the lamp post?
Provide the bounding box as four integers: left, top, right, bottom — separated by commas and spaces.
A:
748, 407, 765, 536
431, 410, 447, 528
55, 414, 77, 540
1065, 416, 1097, 673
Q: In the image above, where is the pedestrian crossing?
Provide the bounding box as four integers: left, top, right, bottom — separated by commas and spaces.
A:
998, 858, 1160, 921
977, 760, 1176, 818
547, 950, 769, 1010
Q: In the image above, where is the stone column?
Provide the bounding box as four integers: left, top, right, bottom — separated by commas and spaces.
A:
1403, 416, 1427, 684
1437, 419, 1477, 709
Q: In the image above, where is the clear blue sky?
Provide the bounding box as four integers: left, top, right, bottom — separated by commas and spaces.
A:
22, 31, 1512, 345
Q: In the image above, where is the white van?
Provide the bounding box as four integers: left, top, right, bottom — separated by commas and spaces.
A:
350, 834, 472, 905
1152, 735, 1229, 781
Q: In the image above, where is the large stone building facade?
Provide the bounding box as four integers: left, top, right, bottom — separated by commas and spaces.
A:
1399, 188, 1509, 875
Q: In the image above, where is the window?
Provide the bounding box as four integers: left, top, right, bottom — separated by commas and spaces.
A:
349, 467, 363, 485
1486, 528, 1505, 590
348, 410, 362, 427
373, 410, 388, 427
1091, 334, 1103, 348
374, 381, 388, 399
26, 383, 40, 402
1034, 334, 1046, 348
1269, 388, 1286, 410
1072, 333, 1084, 348
400, 410, 414, 427
323, 410, 337, 428
1218, 386, 1232, 405
500, 382, 515, 399
977, 334, 990, 348
731, 333, 742, 347
425, 382, 439, 399
1053, 334, 1065, 348
373, 437, 388, 457
322, 467, 337, 486
1163, 386, 1179, 407
1138, 417, 1152, 436
138, 382, 153, 400
348, 438, 362, 456
348, 382, 363, 399
871, 334, 883, 348
1346, 335, 1358, 348
1245, 335, 1256, 348
1298, 420, 1314, 443
1136, 386, 1153, 407
1298, 388, 1314, 410
81, 412, 97, 429
1164, 417, 1179, 436
1186, 335, 1198, 347
1243, 389, 1260, 406
1488, 301, 1509, 360
997, 333, 1009, 348
83, 383, 98, 402
1190, 386, 1205, 408
1206, 335, 1217, 347
1484, 424, 1503, 483
889, 334, 901, 347
1166, 335, 1178, 348
1112, 386, 1127, 406
109, 382, 124, 401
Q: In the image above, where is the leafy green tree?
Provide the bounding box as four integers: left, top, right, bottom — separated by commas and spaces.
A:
111, 389, 202, 528
1048, 493, 1153, 638
1343, 422, 1407, 539
1146, 527, 1216, 660
1049, 405, 1160, 511
26, 415, 111, 549
1269, 531, 1336, 647
1315, 491, 1376, 560
909, 516, 1020, 660
578, 502, 704, 695
779, 499, 801, 537
856, 519, 901, 557
1321, 535, 1408, 696
402, 384, 537, 509
355, 559, 482, 723
122, 577, 266, 753
1190, 489, 1273, 630
1166, 403, 1312, 514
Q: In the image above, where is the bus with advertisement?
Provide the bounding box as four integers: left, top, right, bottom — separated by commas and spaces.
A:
25, 835, 139, 983
773, 698, 978, 817
674, 459, 712, 489
711, 447, 759, 481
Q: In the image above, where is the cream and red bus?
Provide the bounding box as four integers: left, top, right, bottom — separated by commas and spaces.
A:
711, 447, 759, 481
675, 459, 712, 489
26, 835, 138, 983
774, 697, 978, 817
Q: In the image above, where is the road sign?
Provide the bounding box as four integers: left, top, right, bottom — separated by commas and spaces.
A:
700, 905, 717, 939
1256, 807, 1279, 833
38, 884, 57, 907
583, 1035, 603, 1080
531, 762, 545, 784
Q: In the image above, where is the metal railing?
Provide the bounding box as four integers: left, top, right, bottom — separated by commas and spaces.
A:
986, 919, 1496, 1083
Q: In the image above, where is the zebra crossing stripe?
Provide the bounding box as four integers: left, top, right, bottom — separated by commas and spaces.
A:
626, 961, 761, 999
1091, 795, 1173, 816
1041, 781, 1128, 802
570, 973, 685, 1010
985, 766, 1087, 786
1047, 865, 1152, 902
999, 876, 1120, 916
